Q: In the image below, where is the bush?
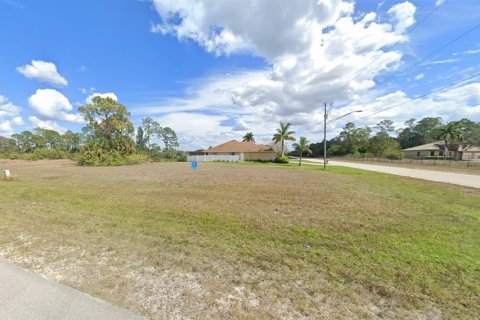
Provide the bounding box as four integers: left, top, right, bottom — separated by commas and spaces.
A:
77, 145, 128, 166
176, 153, 187, 162
383, 150, 405, 160
274, 156, 289, 164
126, 154, 151, 165
0, 151, 20, 160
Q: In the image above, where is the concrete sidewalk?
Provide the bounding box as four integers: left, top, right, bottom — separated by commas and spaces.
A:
0, 257, 143, 320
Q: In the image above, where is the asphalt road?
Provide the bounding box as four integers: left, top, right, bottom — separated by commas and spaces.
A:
0, 257, 143, 320
306, 159, 480, 189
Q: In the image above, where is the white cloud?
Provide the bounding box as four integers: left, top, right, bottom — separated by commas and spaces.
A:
429, 58, 460, 65
464, 48, 480, 55
0, 95, 21, 118
150, 1, 415, 116
17, 60, 68, 87
388, 1, 416, 34
134, 71, 267, 115
28, 116, 67, 133
28, 89, 83, 123
414, 73, 425, 80
0, 95, 23, 136
144, 1, 478, 148
0, 120, 14, 136
11, 116, 24, 126
232, 119, 249, 131
342, 82, 480, 132
435, 0, 446, 7
86, 92, 118, 104
154, 112, 234, 149
151, 0, 355, 58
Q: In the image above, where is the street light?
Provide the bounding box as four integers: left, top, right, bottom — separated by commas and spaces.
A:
323, 104, 362, 170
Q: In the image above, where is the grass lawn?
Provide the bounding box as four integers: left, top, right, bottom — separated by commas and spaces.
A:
0, 159, 479, 319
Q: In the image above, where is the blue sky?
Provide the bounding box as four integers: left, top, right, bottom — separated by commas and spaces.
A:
1, 0, 479, 149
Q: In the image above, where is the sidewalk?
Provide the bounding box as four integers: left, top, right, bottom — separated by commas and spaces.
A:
0, 257, 143, 320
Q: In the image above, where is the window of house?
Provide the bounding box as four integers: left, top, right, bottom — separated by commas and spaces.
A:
231, 152, 235, 155
439, 151, 444, 156
416, 151, 421, 157
430, 151, 435, 156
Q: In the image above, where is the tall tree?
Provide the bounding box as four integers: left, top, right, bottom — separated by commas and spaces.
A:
437, 121, 464, 158
63, 130, 82, 152
375, 120, 395, 133
136, 126, 147, 150
369, 120, 398, 155
12, 131, 35, 153
242, 132, 255, 143
397, 119, 423, 149
293, 137, 312, 166
458, 118, 480, 145
415, 117, 443, 143
34, 128, 62, 149
79, 96, 135, 155
159, 127, 179, 150
141, 117, 161, 150
272, 122, 295, 157
338, 122, 371, 154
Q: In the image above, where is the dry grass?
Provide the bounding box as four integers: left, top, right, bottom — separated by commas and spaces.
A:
0, 159, 479, 319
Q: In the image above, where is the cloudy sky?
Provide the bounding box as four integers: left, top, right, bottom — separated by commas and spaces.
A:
1, 0, 479, 149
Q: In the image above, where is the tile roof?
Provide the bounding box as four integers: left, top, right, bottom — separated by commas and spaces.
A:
207, 140, 274, 153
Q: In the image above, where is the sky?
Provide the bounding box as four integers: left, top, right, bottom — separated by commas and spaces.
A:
1, 0, 480, 150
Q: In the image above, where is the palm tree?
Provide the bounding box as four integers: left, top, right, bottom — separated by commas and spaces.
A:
272, 121, 296, 157
437, 121, 464, 159
293, 137, 312, 166
243, 132, 255, 143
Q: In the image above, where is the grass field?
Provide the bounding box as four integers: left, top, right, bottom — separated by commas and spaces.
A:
0, 160, 479, 319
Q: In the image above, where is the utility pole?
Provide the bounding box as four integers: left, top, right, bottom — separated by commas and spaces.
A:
323, 102, 328, 171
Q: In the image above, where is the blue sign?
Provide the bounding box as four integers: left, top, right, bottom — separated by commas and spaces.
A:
191, 160, 198, 171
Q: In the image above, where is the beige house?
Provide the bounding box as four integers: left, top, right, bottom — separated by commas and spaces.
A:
402, 141, 480, 160
204, 140, 276, 161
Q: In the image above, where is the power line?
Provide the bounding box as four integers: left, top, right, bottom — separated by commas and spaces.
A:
395, 21, 480, 76
355, 20, 480, 96
355, 72, 480, 122
329, 2, 446, 100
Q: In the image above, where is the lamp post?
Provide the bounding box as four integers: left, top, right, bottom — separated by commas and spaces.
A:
323, 105, 362, 170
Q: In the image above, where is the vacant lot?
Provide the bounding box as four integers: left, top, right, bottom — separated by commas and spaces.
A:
0, 160, 479, 319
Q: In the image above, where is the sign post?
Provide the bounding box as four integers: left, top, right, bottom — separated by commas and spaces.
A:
191, 160, 198, 171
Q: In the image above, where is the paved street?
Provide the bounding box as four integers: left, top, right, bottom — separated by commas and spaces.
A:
306, 159, 480, 189
0, 257, 143, 320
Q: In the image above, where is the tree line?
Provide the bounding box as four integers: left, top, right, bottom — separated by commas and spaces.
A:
0, 97, 184, 165
309, 117, 480, 159
241, 117, 479, 164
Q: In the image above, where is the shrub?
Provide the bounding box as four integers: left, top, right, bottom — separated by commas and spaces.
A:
126, 154, 151, 165
77, 144, 128, 166
383, 150, 405, 160
274, 156, 289, 164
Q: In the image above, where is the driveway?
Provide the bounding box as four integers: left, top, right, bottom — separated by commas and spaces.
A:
306, 159, 480, 189
0, 257, 143, 320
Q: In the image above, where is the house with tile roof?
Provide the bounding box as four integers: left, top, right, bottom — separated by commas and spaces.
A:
199, 140, 276, 161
